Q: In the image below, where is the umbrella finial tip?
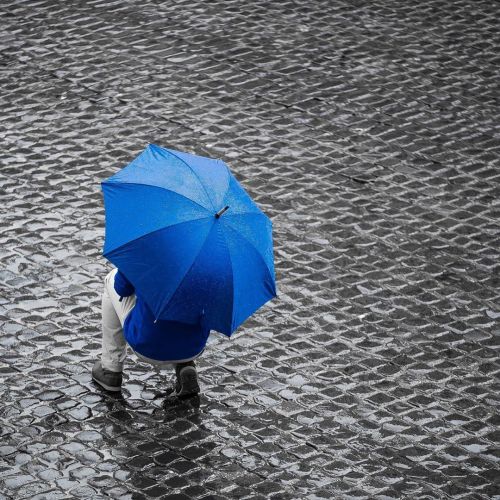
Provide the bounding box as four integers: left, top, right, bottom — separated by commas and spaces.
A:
215, 206, 230, 219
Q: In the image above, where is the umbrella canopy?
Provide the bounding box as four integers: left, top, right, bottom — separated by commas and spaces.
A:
102, 144, 276, 336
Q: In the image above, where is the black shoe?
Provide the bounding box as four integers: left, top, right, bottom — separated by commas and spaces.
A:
167, 361, 200, 399
92, 361, 122, 392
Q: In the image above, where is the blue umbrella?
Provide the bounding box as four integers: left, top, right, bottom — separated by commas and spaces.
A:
102, 144, 276, 336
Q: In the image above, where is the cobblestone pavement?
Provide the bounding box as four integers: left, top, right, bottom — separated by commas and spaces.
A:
0, 0, 499, 498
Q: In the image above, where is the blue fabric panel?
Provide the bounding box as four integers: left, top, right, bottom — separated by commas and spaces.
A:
166, 148, 231, 211
224, 223, 277, 332
106, 144, 213, 209
222, 175, 262, 215
105, 217, 214, 320
222, 212, 275, 280
102, 181, 210, 254
161, 222, 234, 335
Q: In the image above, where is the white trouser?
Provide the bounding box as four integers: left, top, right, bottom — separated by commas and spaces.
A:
101, 269, 200, 372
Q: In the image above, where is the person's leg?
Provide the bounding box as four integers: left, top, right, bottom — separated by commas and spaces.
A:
104, 269, 137, 328
133, 341, 203, 398
173, 360, 200, 397
135, 352, 201, 398
100, 279, 127, 371
93, 269, 136, 391
96, 269, 200, 397
134, 351, 201, 399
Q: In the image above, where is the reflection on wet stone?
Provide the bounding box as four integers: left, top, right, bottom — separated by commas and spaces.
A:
1, 0, 500, 498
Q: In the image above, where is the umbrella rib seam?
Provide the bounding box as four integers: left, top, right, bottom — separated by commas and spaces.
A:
162, 149, 216, 211
156, 221, 219, 324
219, 225, 236, 334
103, 215, 214, 258
227, 231, 275, 332
222, 211, 268, 219
219, 162, 232, 207
223, 221, 276, 292
222, 223, 276, 333
103, 180, 211, 212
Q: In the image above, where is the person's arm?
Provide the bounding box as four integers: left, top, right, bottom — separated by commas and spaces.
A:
114, 270, 135, 301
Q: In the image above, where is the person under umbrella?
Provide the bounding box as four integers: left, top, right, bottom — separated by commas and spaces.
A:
92, 144, 276, 397
93, 267, 207, 397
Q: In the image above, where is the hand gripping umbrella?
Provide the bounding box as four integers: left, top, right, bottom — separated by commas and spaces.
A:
102, 144, 277, 336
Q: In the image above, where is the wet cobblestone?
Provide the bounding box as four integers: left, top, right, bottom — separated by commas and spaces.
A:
1, 0, 500, 498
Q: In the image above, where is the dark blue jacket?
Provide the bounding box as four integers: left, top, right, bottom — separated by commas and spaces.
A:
114, 270, 210, 361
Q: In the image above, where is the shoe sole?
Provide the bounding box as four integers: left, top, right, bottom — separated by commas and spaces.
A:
176, 366, 200, 397
92, 375, 122, 392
